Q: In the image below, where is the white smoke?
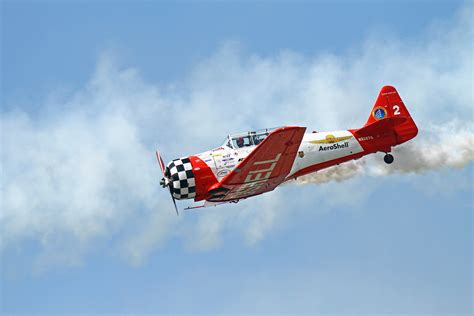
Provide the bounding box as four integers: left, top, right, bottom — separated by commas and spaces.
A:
295, 160, 367, 185
1, 4, 473, 267
376, 123, 474, 175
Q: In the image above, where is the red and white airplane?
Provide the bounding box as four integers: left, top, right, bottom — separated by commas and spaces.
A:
157, 86, 418, 214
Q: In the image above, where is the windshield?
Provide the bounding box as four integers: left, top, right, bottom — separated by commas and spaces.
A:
232, 135, 253, 148
227, 127, 280, 149
221, 138, 233, 148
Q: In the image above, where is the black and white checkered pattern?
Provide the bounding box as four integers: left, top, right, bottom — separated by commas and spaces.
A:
167, 157, 196, 200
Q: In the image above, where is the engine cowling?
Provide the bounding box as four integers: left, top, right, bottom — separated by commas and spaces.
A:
166, 157, 196, 200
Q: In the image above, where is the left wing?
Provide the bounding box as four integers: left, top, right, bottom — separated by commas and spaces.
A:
207, 126, 306, 202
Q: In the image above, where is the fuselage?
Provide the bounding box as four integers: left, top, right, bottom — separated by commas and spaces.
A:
168, 127, 386, 202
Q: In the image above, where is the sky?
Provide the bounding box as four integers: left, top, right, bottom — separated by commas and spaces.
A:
1, 1, 473, 315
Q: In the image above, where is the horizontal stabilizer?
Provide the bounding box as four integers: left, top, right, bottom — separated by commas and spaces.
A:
356, 116, 407, 136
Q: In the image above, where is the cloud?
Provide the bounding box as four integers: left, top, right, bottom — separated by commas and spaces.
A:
1, 4, 472, 268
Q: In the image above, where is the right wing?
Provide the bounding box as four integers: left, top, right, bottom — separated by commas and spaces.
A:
207, 126, 306, 202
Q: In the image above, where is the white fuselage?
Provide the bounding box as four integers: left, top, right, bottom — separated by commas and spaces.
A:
197, 130, 364, 181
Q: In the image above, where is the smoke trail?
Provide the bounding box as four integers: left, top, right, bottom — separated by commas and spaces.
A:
295, 160, 367, 185
296, 123, 474, 185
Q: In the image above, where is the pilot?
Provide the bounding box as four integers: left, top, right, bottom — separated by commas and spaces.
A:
236, 137, 244, 148
253, 136, 261, 145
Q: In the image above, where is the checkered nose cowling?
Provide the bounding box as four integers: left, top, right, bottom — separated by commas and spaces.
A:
166, 157, 196, 200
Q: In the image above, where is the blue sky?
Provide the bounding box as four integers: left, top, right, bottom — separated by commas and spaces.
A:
1, 1, 472, 315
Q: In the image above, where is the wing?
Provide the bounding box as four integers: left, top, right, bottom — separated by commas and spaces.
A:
207, 126, 306, 202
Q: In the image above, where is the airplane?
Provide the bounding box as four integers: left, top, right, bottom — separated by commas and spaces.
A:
156, 86, 418, 215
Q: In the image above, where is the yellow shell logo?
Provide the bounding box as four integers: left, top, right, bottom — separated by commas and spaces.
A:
309, 134, 353, 144
325, 134, 336, 143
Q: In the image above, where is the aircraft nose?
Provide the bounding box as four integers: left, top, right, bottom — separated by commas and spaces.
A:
166, 157, 196, 200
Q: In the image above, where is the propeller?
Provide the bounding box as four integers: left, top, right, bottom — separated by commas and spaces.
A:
156, 151, 179, 216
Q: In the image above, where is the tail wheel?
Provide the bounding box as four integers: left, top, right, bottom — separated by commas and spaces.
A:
384, 153, 394, 164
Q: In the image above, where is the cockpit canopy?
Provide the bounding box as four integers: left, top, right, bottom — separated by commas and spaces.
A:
222, 127, 280, 149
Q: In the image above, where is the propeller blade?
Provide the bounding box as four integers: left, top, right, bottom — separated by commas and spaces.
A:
171, 194, 179, 216
156, 150, 179, 216
155, 151, 166, 175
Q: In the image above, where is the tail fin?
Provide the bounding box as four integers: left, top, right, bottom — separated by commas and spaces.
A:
362, 85, 418, 145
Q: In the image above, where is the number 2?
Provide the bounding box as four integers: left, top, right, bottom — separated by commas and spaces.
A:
393, 105, 400, 115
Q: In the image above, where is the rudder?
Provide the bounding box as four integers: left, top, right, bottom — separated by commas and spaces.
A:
364, 86, 418, 145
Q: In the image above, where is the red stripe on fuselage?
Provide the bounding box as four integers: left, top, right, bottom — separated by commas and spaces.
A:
287, 152, 366, 180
